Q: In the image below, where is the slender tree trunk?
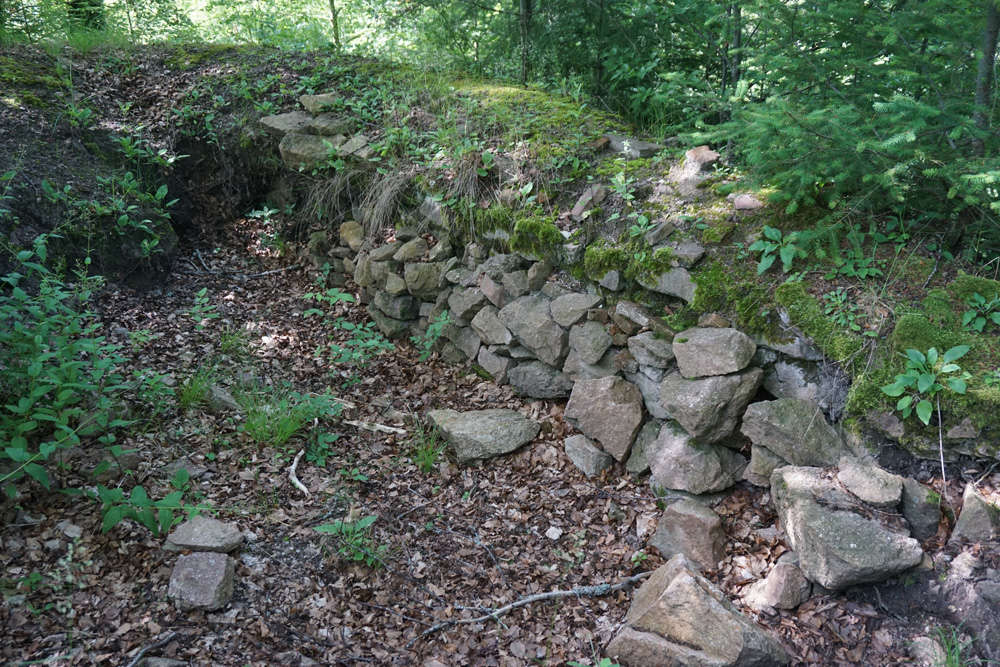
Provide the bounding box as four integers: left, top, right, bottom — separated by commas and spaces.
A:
519, 0, 532, 85
329, 0, 342, 51
68, 0, 106, 30
732, 2, 742, 87
973, 0, 1000, 157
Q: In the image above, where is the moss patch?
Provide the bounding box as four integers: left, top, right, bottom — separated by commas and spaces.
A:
510, 214, 562, 260
0, 56, 63, 89
774, 281, 864, 362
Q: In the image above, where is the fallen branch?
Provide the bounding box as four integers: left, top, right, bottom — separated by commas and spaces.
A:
410, 571, 652, 647
289, 449, 310, 497
123, 631, 179, 667
344, 419, 407, 435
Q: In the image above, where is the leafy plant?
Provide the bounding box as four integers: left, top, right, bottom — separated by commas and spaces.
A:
315, 515, 387, 568
822, 288, 875, 335
627, 214, 656, 240
962, 293, 1000, 333
188, 287, 220, 330
881, 346, 971, 425
238, 387, 341, 447
410, 310, 452, 362
308, 431, 339, 467
91, 468, 205, 536
748, 226, 803, 275
984, 369, 1000, 388
304, 288, 394, 366
410, 421, 446, 473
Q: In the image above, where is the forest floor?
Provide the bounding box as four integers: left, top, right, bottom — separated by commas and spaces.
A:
2, 42, 1000, 667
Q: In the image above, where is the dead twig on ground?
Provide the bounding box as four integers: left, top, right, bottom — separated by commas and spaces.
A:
289, 449, 310, 497
410, 571, 653, 647
123, 631, 180, 667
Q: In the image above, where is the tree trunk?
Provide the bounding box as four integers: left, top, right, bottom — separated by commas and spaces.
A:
519, 0, 532, 85
329, 0, 342, 51
973, 0, 1000, 157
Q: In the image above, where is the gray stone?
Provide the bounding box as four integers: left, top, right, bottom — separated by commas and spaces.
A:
909, 636, 947, 667
607, 556, 789, 667
480, 274, 510, 309
260, 111, 311, 138
564, 434, 614, 478
470, 306, 512, 346
570, 184, 608, 220
278, 133, 341, 170
673, 327, 756, 378
626, 421, 662, 475
527, 260, 552, 291
565, 376, 644, 461
384, 273, 408, 296
771, 466, 924, 590
445, 266, 475, 286
442, 323, 482, 361
369, 242, 401, 262
354, 253, 372, 287
427, 237, 453, 262
448, 287, 488, 322
568, 321, 612, 365
649, 422, 747, 495
393, 237, 428, 263
745, 563, 811, 613
479, 253, 527, 279
404, 262, 443, 300
550, 293, 603, 328
605, 134, 663, 159
306, 114, 354, 136
367, 306, 412, 339
625, 370, 672, 420
370, 260, 400, 289
650, 499, 726, 572
598, 270, 621, 291
627, 332, 675, 369
563, 349, 620, 381
734, 194, 765, 211
741, 398, 851, 467
743, 446, 788, 487
338, 133, 371, 157
837, 457, 904, 509
499, 295, 569, 367
338, 220, 364, 252
660, 368, 763, 443
901, 478, 941, 540
426, 409, 540, 463
541, 283, 571, 299
168, 552, 235, 612
639, 267, 697, 303
762, 359, 849, 418
477, 346, 516, 383
167, 515, 244, 553
373, 292, 418, 320
950, 483, 999, 544
645, 220, 676, 246
613, 301, 653, 330
206, 385, 240, 414
670, 242, 706, 268
501, 270, 530, 298
299, 92, 340, 114
507, 361, 574, 399
439, 342, 467, 364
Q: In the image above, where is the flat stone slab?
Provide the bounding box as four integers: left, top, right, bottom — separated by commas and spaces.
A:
278, 133, 344, 170
427, 409, 539, 463
306, 114, 355, 136
299, 92, 341, 114
260, 111, 312, 138
166, 515, 244, 553
168, 552, 235, 611
604, 134, 663, 159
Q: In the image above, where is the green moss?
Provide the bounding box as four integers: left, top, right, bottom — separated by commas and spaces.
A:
510, 215, 562, 260
0, 56, 63, 89
164, 45, 237, 71
21, 91, 46, 108
688, 258, 779, 336
888, 313, 965, 356
775, 281, 863, 362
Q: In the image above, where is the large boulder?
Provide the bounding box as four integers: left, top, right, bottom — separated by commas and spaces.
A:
607, 555, 788, 667
426, 409, 539, 463
649, 422, 747, 495
659, 368, 763, 443
565, 376, 644, 461
771, 466, 923, 590
499, 295, 569, 367
672, 328, 756, 378
741, 398, 851, 467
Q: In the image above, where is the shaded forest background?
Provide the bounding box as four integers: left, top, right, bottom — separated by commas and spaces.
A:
4, 0, 1000, 256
